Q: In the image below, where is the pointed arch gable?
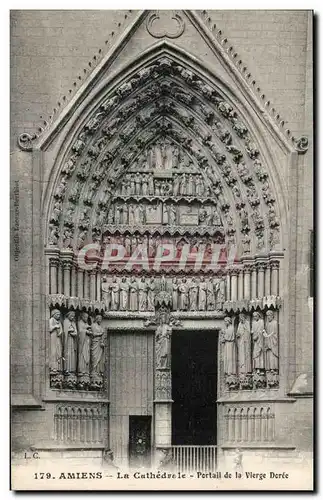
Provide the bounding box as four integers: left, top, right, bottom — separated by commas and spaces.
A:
42, 43, 287, 260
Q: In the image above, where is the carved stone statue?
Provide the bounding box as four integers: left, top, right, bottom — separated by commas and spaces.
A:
128, 205, 135, 226
51, 200, 62, 223
221, 316, 236, 376
49, 309, 63, 372
178, 278, 189, 311
198, 277, 207, 311
168, 204, 177, 225
189, 278, 198, 311
206, 278, 215, 311
236, 313, 252, 381
55, 177, 67, 199
110, 276, 120, 311
155, 313, 172, 369
264, 310, 279, 371
49, 225, 59, 246
162, 204, 169, 224
173, 174, 179, 196
119, 277, 129, 311
91, 315, 105, 375
251, 312, 265, 370
148, 173, 154, 195
172, 278, 178, 311
78, 312, 92, 377
179, 174, 187, 196
129, 277, 139, 311
148, 277, 156, 311
63, 311, 78, 374
138, 277, 148, 311
215, 278, 226, 309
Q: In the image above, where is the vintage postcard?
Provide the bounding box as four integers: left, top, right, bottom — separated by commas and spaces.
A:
10, 9, 314, 491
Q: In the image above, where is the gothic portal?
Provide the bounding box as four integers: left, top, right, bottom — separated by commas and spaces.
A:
11, 10, 313, 473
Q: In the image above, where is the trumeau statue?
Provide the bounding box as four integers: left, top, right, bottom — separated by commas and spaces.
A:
63, 311, 78, 374
155, 313, 172, 370
49, 309, 63, 372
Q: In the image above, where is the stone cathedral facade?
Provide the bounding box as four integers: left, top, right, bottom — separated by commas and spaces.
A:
11, 10, 313, 471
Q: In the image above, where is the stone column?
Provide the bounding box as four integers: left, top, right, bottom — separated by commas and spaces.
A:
257, 262, 266, 298
238, 269, 244, 300
231, 270, 238, 301
226, 273, 231, 302
45, 248, 60, 295
243, 265, 251, 300
57, 260, 63, 294
61, 249, 74, 297
96, 269, 101, 302
84, 271, 90, 299
71, 257, 78, 297
251, 264, 257, 299
90, 269, 97, 301
77, 267, 84, 298
270, 260, 280, 296
87, 256, 100, 301
264, 262, 271, 296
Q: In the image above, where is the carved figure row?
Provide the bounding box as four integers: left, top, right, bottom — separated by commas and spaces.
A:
106, 201, 222, 227
220, 310, 279, 390
102, 233, 225, 256
101, 276, 226, 312
49, 309, 105, 390
116, 172, 209, 197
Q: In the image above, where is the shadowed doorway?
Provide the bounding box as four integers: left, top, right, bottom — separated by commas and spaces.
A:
172, 330, 218, 445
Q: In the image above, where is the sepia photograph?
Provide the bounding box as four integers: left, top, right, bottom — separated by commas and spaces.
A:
10, 8, 314, 491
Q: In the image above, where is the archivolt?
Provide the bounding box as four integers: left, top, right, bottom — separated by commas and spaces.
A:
46, 54, 281, 256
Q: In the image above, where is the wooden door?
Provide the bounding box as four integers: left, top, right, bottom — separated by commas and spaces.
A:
129, 416, 152, 468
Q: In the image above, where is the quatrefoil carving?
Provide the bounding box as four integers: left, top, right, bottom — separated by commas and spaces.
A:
146, 11, 185, 39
